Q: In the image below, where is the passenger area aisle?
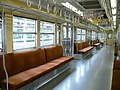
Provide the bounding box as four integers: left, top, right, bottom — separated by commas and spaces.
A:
53, 46, 114, 90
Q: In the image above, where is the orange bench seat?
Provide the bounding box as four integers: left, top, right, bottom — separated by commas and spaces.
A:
3, 56, 73, 89
78, 46, 93, 53
0, 45, 74, 90
93, 43, 100, 47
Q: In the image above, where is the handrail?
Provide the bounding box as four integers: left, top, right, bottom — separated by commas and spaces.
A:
1, 5, 9, 90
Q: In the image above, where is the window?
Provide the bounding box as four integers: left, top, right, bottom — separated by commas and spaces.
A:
68, 27, 71, 38
108, 33, 112, 39
76, 28, 81, 41
82, 29, 86, 41
98, 33, 101, 39
87, 30, 91, 39
57, 25, 61, 44
102, 33, 106, 39
92, 31, 96, 39
13, 16, 37, 50
40, 21, 55, 47
63, 27, 67, 38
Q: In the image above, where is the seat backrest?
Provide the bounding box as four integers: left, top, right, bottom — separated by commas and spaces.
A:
13, 48, 46, 74
0, 48, 47, 81
44, 46, 60, 62
83, 41, 89, 48
0, 53, 14, 80
74, 42, 82, 53
36, 48, 47, 65
82, 42, 86, 48
56, 45, 63, 57
92, 40, 97, 44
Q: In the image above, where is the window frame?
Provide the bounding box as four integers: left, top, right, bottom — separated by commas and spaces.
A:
76, 28, 81, 41
40, 21, 55, 47
12, 16, 37, 51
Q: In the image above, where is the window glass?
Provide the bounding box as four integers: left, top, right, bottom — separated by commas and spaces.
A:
108, 33, 112, 39
68, 28, 71, 38
102, 33, 106, 39
63, 27, 67, 38
92, 31, 96, 39
13, 16, 37, 50
57, 25, 61, 44
76, 28, 81, 41
98, 33, 101, 39
77, 35, 80, 41
87, 30, 91, 38
40, 21, 55, 47
13, 17, 36, 32
40, 22, 54, 33
82, 29, 86, 41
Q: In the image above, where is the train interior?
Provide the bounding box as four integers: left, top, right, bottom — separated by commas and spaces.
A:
0, 0, 120, 90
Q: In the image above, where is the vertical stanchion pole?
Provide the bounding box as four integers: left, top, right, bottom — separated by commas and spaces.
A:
2, 5, 9, 90
71, 25, 74, 56
55, 23, 57, 45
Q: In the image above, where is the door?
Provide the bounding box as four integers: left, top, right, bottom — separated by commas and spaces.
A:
62, 23, 73, 56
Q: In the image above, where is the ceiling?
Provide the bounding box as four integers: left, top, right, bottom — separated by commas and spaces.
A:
1, 0, 116, 31
77, 0, 110, 29
77, 0, 107, 19
19, 0, 113, 30
78, 0, 102, 10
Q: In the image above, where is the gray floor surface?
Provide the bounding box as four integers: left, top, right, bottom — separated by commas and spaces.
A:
38, 46, 114, 90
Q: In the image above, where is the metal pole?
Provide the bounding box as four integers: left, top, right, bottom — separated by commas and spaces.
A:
2, 5, 9, 90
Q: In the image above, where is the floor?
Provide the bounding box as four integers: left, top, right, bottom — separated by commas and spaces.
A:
38, 46, 114, 90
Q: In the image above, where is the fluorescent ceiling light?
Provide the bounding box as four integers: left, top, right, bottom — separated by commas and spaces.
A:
61, 2, 83, 16
113, 16, 116, 21
114, 25, 116, 28
114, 21, 116, 25
112, 8, 116, 15
110, 0, 116, 8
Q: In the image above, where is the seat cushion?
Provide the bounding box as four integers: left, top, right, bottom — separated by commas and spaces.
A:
79, 46, 93, 53
49, 56, 74, 67
94, 43, 100, 47
2, 62, 59, 89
